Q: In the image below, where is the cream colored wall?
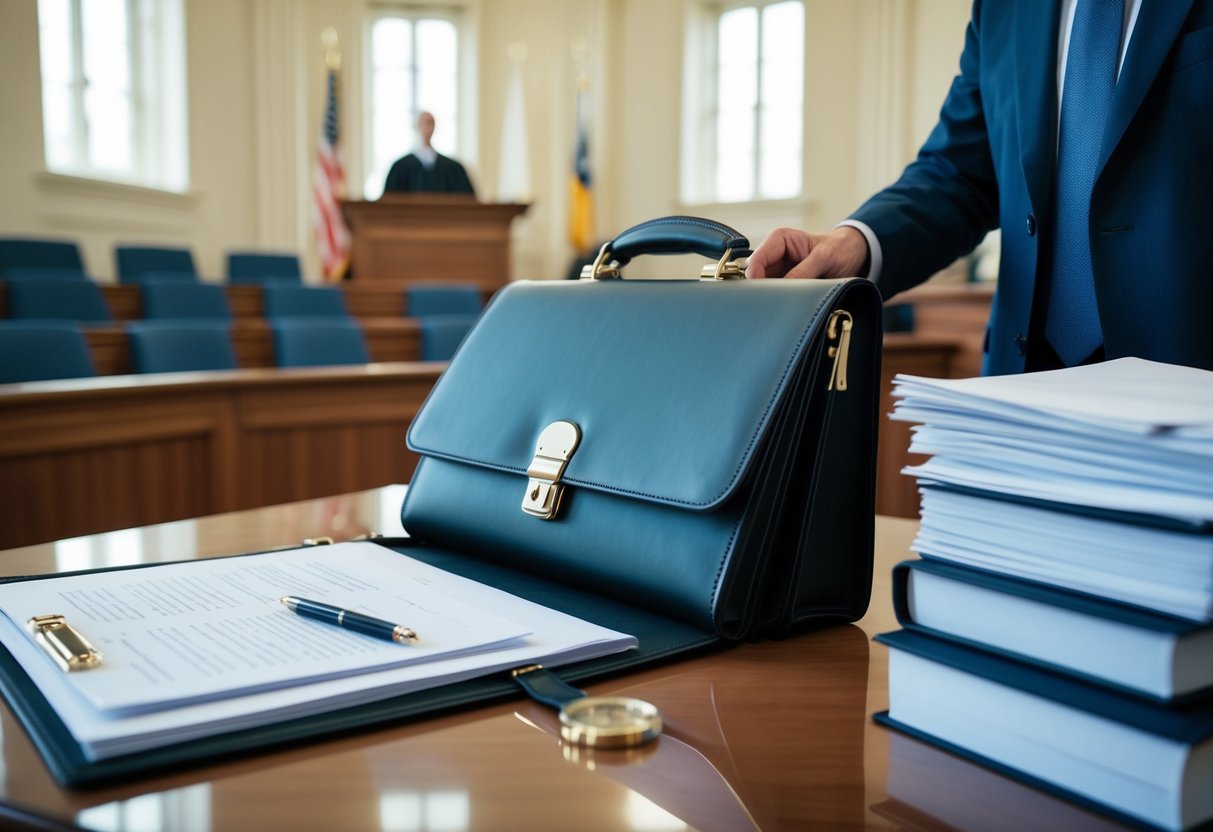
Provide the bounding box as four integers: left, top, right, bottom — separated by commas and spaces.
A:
0, 0, 972, 284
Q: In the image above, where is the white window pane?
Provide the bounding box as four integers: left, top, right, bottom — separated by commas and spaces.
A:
718, 6, 757, 67
38, 0, 74, 85
417, 71, 456, 151
761, 3, 804, 111
43, 85, 75, 168
759, 155, 801, 198
761, 2, 803, 62
373, 67, 411, 118
373, 19, 411, 69
85, 91, 132, 171
417, 71, 455, 114
375, 118, 409, 167
38, 0, 70, 33
717, 60, 758, 110
82, 0, 130, 92
716, 105, 755, 202
415, 19, 457, 76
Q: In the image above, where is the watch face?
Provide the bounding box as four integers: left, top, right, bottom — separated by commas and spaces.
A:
559, 695, 662, 749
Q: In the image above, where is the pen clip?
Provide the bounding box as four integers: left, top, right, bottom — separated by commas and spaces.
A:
27, 614, 103, 672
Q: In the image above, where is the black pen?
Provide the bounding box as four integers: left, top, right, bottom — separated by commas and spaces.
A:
279, 596, 418, 644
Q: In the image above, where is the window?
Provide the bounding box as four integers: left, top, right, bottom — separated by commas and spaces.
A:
684, 1, 804, 203
37, 0, 189, 192
364, 11, 461, 199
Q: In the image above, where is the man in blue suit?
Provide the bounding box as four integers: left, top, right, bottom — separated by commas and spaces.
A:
748, 0, 1212, 374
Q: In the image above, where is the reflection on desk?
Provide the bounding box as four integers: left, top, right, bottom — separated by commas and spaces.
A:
0, 487, 1125, 832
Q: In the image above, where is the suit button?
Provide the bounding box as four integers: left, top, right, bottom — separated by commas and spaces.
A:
1025, 214, 1037, 236
1015, 333, 1027, 356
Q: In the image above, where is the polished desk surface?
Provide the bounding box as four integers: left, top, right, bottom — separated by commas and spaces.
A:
0, 487, 1128, 831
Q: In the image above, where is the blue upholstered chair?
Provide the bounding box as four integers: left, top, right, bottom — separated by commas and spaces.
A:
262, 285, 350, 318
115, 246, 198, 283
5, 278, 112, 323
125, 321, 238, 374
0, 321, 96, 383
226, 252, 303, 284
3, 268, 89, 281
406, 284, 484, 317
0, 238, 85, 277
419, 314, 477, 361
271, 319, 369, 367
127, 271, 198, 284
140, 281, 232, 320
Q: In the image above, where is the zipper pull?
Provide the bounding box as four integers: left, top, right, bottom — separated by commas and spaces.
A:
826, 310, 853, 392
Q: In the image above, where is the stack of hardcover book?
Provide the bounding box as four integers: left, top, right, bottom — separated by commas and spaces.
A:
876, 358, 1213, 832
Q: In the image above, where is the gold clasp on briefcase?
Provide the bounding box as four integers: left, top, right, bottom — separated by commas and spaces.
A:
522, 421, 582, 520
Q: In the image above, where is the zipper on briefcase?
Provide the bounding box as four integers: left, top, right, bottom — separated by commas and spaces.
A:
827, 310, 853, 392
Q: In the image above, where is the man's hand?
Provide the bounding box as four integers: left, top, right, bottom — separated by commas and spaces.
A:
746, 226, 869, 280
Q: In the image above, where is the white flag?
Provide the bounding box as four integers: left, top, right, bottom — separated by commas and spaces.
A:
497, 55, 531, 203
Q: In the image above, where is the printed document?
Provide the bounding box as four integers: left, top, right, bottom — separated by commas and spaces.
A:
0, 545, 533, 715
0, 542, 636, 760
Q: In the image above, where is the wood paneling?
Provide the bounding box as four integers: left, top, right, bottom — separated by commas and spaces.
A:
892, 281, 994, 378
0, 365, 441, 549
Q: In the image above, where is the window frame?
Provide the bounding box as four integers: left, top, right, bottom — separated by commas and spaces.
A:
682, 0, 806, 206
36, 0, 189, 193
362, 5, 466, 199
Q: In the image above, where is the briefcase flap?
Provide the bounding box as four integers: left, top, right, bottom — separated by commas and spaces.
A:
406, 277, 855, 509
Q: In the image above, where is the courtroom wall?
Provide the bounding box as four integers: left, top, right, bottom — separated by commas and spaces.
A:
0, 0, 971, 284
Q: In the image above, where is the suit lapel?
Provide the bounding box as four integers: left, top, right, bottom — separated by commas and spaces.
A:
1015, 0, 1062, 216
1098, 0, 1196, 176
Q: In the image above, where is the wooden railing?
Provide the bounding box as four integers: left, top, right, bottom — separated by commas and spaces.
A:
0, 364, 442, 550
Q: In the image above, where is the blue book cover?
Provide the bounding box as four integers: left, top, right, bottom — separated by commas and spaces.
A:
875, 629, 1213, 831
891, 558, 1213, 703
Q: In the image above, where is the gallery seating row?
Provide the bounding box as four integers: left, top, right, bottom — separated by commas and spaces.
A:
0, 317, 454, 383
0, 237, 304, 284
0, 274, 487, 321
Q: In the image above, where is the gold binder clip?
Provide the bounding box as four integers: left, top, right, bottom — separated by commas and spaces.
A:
27, 614, 103, 673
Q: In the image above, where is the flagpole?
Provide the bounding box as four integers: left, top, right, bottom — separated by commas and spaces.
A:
313, 27, 351, 282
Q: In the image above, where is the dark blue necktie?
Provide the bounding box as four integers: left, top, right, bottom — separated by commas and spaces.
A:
1044, 0, 1124, 366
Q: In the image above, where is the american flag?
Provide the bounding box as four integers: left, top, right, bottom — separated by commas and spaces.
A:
313, 62, 350, 280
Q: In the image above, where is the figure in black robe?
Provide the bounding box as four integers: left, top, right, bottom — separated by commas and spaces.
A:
383, 153, 475, 195
382, 110, 475, 196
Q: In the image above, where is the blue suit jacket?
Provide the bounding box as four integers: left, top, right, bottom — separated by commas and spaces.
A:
851, 0, 1213, 374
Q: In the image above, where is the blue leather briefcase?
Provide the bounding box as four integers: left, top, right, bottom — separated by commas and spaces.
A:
402, 216, 882, 639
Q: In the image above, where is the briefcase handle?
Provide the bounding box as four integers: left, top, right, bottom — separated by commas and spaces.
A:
582, 215, 752, 280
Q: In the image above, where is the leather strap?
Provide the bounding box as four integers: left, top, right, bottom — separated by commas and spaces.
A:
511, 666, 586, 710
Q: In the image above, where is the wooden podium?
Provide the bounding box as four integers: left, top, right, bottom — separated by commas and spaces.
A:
343, 195, 529, 289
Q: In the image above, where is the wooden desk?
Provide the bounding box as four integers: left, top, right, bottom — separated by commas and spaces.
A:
0, 366, 441, 550
0, 487, 1127, 831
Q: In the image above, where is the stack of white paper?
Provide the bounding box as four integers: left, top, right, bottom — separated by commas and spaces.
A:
0, 542, 636, 761
890, 357, 1213, 620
